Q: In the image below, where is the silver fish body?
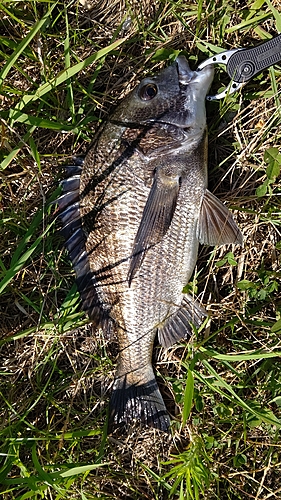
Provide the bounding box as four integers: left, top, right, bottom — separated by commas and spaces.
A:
58, 56, 242, 432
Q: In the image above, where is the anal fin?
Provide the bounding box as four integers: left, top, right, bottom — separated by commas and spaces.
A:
158, 295, 207, 348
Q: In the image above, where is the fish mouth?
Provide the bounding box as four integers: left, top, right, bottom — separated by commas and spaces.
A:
176, 55, 214, 92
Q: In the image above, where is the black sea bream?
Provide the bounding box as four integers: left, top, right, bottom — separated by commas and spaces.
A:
58, 56, 242, 432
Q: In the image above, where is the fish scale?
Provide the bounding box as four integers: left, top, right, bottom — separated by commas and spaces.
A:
57, 56, 242, 432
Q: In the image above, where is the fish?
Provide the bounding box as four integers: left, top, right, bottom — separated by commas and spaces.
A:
57, 55, 243, 433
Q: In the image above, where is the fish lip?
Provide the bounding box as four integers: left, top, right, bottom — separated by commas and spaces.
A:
176, 55, 195, 84
176, 55, 214, 88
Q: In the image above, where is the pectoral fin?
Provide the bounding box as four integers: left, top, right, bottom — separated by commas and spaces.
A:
198, 189, 243, 246
128, 173, 180, 284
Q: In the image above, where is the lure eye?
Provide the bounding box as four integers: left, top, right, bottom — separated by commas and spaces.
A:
139, 83, 158, 101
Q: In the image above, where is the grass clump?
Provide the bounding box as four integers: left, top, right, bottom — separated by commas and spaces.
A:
1, 0, 281, 498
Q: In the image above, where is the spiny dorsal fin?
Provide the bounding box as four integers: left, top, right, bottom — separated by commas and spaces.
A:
198, 189, 243, 246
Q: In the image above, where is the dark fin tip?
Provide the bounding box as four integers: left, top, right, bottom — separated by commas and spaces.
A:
108, 376, 170, 434
158, 294, 207, 348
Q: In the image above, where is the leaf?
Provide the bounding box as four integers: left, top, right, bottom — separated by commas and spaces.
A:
257, 289, 267, 300
196, 41, 224, 56
266, 280, 278, 293
199, 360, 281, 427
271, 318, 281, 333
32, 445, 54, 485
227, 252, 237, 266
270, 396, 281, 406
247, 413, 263, 428
233, 454, 247, 467
9, 191, 60, 267
199, 347, 281, 362
247, 0, 267, 15
151, 48, 180, 61
194, 393, 203, 412
0, 218, 55, 295
225, 12, 271, 33
269, 66, 281, 117
28, 136, 40, 171
256, 180, 268, 197
264, 147, 281, 180
216, 256, 227, 268
0, 126, 36, 171
216, 252, 237, 267
237, 280, 257, 290
5, 110, 77, 130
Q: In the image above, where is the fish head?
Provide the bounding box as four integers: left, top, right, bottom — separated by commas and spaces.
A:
116, 56, 214, 147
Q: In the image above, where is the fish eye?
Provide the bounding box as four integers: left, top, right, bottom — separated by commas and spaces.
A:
139, 83, 158, 101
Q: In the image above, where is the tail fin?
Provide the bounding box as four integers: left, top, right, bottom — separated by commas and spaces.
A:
108, 375, 170, 433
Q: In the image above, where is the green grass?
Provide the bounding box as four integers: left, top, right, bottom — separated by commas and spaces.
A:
1, 0, 281, 498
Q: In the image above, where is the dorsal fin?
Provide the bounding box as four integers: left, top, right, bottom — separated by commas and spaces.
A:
56, 158, 109, 328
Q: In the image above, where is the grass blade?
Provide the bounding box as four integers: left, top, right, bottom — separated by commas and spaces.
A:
182, 369, 194, 427
59, 463, 109, 478
199, 359, 280, 428
0, 126, 36, 170
0, 218, 55, 295
225, 12, 271, 32
265, 0, 281, 31
0, 2, 57, 88
199, 347, 281, 361
9, 38, 126, 121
